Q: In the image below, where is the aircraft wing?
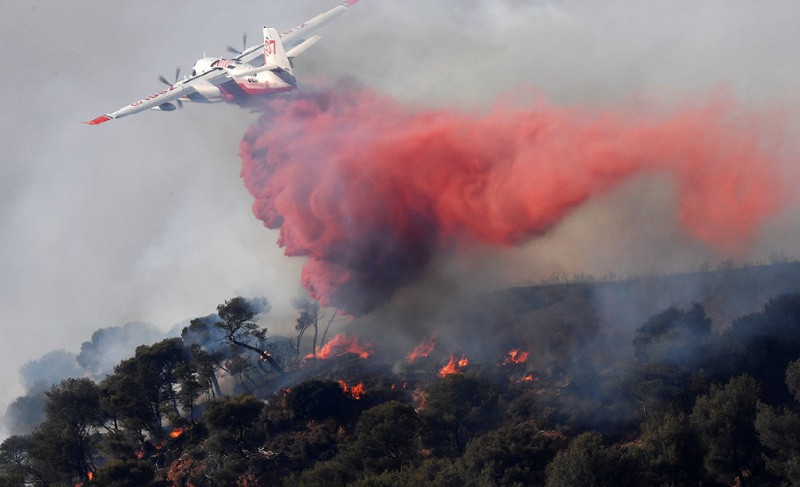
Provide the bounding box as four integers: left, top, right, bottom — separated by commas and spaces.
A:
234, 0, 360, 65
86, 68, 231, 125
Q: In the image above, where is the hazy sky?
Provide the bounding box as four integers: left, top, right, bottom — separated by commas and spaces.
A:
2, 0, 800, 434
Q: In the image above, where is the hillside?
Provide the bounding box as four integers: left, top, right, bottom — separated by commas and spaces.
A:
4, 262, 800, 486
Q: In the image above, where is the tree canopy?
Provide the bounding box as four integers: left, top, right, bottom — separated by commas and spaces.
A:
5, 291, 800, 486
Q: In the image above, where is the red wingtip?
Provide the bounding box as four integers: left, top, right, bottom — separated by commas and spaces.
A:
85, 115, 112, 125
343, 0, 359, 6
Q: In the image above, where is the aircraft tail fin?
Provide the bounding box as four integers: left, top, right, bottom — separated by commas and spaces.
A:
263, 27, 293, 77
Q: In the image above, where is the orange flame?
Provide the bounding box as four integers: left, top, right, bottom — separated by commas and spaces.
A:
308, 334, 373, 359
515, 374, 539, 383
351, 382, 365, 399
338, 380, 366, 400
501, 349, 529, 366
407, 336, 436, 363
169, 427, 185, 439
87, 471, 94, 481
439, 354, 469, 377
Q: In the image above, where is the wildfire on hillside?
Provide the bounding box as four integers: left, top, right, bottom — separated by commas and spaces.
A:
307, 334, 373, 360
339, 380, 366, 400
439, 354, 469, 378
407, 336, 437, 363
500, 349, 529, 366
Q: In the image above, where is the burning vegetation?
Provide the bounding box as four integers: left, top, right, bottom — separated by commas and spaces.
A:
500, 349, 529, 366
169, 426, 186, 439
307, 334, 373, 360
407, 336, 436, 363
9, 279, 800, 485
438, 354, 470, 378
338, 380, 366, 400
10, 263, 800, 486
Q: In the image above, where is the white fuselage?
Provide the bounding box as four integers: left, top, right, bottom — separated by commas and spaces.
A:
185, 57, 295, 104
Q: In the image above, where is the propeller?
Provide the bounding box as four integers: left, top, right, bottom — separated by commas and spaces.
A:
158, 66, 181, 86
227, 32, 248, 55
157, 67, 183, 108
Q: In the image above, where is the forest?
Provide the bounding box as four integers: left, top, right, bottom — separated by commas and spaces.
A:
3, 263, 800, 487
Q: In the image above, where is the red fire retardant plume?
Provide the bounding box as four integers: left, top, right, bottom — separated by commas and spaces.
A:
240, 83, 784, 315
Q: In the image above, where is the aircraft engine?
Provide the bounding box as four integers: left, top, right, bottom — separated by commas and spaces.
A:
154, 103, 177, 112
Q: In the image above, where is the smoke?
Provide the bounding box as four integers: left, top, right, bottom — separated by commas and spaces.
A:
4, 350, 84, 436
76, 321, 175, 376
18, 350, 84, 395
3, 321, 177, 435
240, 83, 785, 315
4, 0, 799, 438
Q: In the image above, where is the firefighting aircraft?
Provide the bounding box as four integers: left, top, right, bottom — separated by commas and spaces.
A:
86, 0, 360, 125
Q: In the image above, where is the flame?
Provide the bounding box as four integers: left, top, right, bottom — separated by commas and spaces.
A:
501, 349, 529, 366
169, 427, 185, 439
87, 472, 93, 482
339, 380, 366, 400
308, 334, 373, 359
516, 374, 539, 383
135, 450, 144, 459
350, 382, 365, 399
439, 354, 469, 378
407, 336, 437, 363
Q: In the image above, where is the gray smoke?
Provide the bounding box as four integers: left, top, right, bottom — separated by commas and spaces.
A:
3, 0, 800, 438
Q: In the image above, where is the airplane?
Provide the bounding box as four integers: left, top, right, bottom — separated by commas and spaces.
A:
86, 0, 360, 125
